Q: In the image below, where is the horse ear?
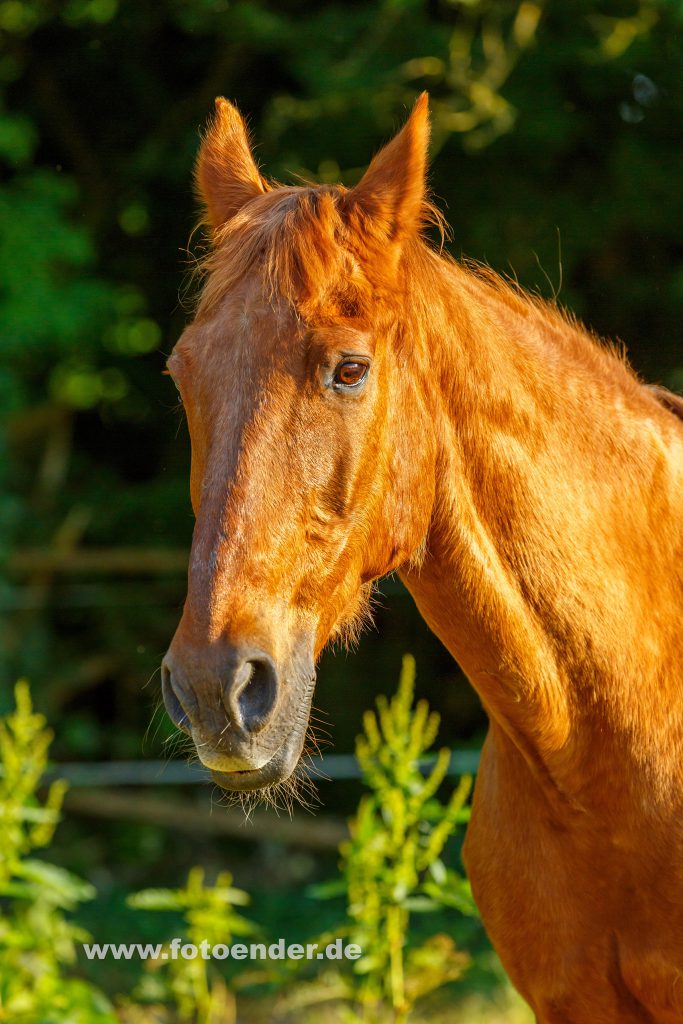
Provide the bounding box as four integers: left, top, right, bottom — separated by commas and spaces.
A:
195, 97, 267, 234
345, 92, 430, 250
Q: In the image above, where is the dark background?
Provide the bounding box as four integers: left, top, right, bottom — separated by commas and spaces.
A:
1, 0, 682, 987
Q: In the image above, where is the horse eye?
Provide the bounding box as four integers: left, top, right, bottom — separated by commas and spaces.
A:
333, 360, 368, 389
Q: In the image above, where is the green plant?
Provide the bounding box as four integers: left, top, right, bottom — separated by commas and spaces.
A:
311, 655, 476, 1023
0, 680, 117, 1023
127, 866, 258, 1024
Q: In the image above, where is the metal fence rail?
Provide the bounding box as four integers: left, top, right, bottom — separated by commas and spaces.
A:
40, 750, 481, 788
3, 752, 483, 848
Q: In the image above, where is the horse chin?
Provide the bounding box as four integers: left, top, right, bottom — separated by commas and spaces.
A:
209, 729, 305, 791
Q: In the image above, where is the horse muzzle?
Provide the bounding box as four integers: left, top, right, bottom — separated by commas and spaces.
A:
161, 638, 315, 790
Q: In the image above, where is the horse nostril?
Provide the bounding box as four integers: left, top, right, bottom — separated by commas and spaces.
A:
231, 653, 278, 735
161, 661, 192, 735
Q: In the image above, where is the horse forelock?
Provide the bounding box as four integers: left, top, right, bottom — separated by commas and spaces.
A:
193, 181, 450, 332
195, 186, 359, 322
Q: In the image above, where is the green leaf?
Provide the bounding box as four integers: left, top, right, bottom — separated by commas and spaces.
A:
401, 896, 440, 912
126, 888, 185, 911
17, 859, 96, 903
307, 878, 347, 900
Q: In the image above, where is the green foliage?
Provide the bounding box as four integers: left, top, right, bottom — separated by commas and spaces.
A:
262, 0, 545, 161
312, 656, 475, 1023
0, 672, 522, 1022
126, 866, 257, 1024
0, 680, 67, 878
0, 681, 117, 1023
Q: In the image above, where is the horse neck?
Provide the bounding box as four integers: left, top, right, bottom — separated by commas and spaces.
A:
400, 254, 683, 809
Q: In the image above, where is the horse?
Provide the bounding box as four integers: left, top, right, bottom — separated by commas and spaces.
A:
162, 93, 683, 1022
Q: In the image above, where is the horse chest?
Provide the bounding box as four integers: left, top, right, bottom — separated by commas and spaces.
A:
463, 731, 683, 1023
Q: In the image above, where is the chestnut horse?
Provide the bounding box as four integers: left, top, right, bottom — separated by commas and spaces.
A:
162, 94, 683, 1021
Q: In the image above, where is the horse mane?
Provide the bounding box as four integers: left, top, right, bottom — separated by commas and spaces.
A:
648, 384, 683, 423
